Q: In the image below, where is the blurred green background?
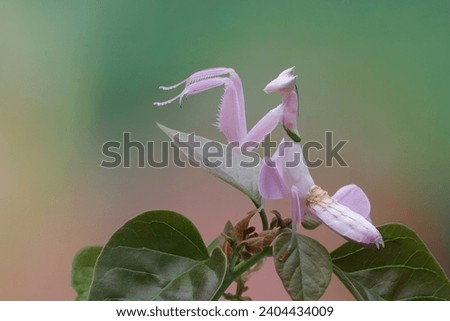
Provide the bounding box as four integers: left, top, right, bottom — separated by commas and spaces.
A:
0, 0, 448, 300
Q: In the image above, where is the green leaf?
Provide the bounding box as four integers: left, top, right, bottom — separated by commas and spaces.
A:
71, 245, 102, 300
301, 214, 322, 230
157, 123, 262, 206
207, 235, 224, 254
273, 230, 332, 300
331, 223, 450, 300
88, 210, 227, 300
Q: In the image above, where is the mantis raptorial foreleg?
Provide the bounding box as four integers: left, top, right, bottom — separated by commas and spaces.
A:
154, 67, 299, 146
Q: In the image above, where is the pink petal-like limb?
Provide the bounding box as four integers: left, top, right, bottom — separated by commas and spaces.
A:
291, 186, 303, 227
216, 78, 247, 142
333, 184, 372, 222
159, 67, 233, 90
307, 186, 384, 249
258, 156, 289, 199
243, 105, 283, 145
155, 67, 301, 147
154, 77, 229, 107
154, 68, 247, 143
242, 92, 300, 146
158, 67, 245, 111
276, 139, 315, 197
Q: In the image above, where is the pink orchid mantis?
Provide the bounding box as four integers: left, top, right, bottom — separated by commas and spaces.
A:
259, 140, 384, 249
155, 66, 383, 249
154, 67, 300, 145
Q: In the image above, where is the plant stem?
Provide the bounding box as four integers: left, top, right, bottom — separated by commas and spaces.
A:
252, 200, 269, 230
212, 272, 234, 301
212, 247, 272, 300
233, 246, 271, 276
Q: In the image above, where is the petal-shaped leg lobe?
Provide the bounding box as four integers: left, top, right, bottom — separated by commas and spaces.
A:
308, 186, 383, 249
310, 201, 383, 248
258, 157, 289, 199
333, 184, 371, 222
216, 79, 247, 142
291, 186, 303, 228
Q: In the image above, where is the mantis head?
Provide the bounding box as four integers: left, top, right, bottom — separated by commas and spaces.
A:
264, 67, 297, 96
